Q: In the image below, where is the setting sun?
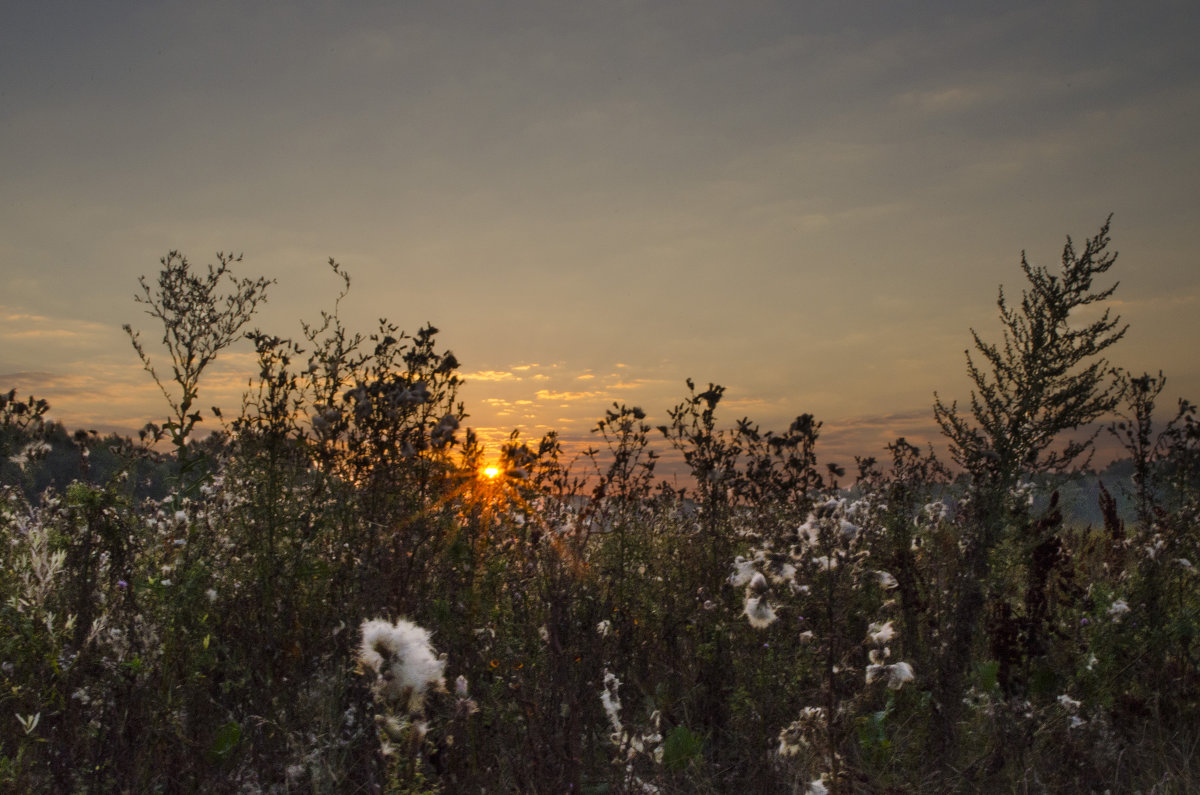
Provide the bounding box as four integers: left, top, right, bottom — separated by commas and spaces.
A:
483, 466, 500, 479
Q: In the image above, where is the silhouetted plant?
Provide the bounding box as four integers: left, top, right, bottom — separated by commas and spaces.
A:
124, 251, 272, 498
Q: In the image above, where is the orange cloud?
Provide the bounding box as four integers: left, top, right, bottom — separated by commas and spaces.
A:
462, 369, 519, 382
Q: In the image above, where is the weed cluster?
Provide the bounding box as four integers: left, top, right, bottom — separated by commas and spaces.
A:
2, 223, 1197, 792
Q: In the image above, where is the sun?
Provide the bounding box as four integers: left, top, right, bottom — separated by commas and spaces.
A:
482, 465, 501, 480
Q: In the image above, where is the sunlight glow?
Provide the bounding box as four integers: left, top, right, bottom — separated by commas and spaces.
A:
483, 466, 500, 479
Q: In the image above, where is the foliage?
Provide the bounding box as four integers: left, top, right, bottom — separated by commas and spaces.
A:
2, 227, 1198, 792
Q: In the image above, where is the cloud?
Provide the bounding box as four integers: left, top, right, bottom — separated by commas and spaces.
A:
534, 389, 606, 403
462, 369, 520, 382
0, 305, 114, 350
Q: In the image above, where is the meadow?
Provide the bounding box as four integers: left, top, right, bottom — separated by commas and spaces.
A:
2, 221, 1197, 793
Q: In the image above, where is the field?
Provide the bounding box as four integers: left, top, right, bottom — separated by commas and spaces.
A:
2, 231, 1198, 793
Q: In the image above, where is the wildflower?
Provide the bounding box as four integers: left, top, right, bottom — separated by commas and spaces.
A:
743, 595, 778, 629
1057, 694, 1082, 712
358, 618, 447, 713
601, 671, 623, 735
1069, 715, 1086, 729
728, 556, 755, 587
887, 661, 914, 689
596, 620, 612, 638
763, 554, 797, 585
205, 588, 217, 602
1107, 599, 1130, 619
777, 706, 826, 757
875, 570, 899, 590
797, 518, 820, 547
777, 725, 804, 757
867, 620, 895, 646
1178, 558, 1194, 570
807, 779, 829, 795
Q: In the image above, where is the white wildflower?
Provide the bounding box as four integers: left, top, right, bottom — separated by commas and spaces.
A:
743, 595, 777, 629
601, 671, 623, 735
875, 570, 899, 590
358, 618, 447, 712
887, 661, 914, 689
1057, 694, 1082, 712
1107, 599, 1130, 619
867, 620, 896, 646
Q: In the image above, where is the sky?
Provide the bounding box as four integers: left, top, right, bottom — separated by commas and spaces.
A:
2, 1, 1198, 472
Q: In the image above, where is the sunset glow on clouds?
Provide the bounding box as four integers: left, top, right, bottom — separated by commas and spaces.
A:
2, 1, 1198, 468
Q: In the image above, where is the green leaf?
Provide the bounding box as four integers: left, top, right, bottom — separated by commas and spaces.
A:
662, 725, 704, 771
209, 720, 241, 761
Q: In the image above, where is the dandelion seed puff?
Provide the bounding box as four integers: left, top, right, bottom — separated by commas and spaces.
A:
777, 723, 805, 757
358, 618, 446, 712
744, 595, 777, 629
601, 671, 623, 734
813, 555, 837, 571
765, 558, 797, 586
867, 620, 895, 645
887, 661, 914, 689
875, 570, 899, 590
797, 519, 819, 547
